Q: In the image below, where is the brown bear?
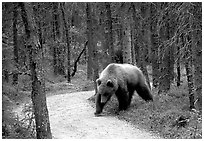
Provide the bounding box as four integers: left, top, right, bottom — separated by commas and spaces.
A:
95, 63, 153, 116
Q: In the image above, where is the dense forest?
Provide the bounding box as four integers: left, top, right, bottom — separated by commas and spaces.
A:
2, 2, 202, 139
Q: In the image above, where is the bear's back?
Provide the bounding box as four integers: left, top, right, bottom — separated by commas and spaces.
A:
100, 63, 142, 84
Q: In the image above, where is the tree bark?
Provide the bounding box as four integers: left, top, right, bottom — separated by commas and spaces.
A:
131, 2, 139, 64
71, 41, 88, 77
114, 13, 123, 64
120, 4, 131, 64
150, 3, 159, 88
52, 2, 57, 75
158, 5, 173, 93
192, 2, 202, 112
86, 3, 99, 93
185, 32, 195, 110
13, 3, 18, 85
185, 61, 195, 110
19, 2, 52, 138
176, 44, 181, 86
52, 2, 65, 76
60, 2, 71, 82
86, 3, 94, 80
105, 2, 114, 63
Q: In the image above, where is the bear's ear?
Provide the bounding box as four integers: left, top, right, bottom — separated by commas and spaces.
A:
107, 79, 114, 87
96, 79, 101, 86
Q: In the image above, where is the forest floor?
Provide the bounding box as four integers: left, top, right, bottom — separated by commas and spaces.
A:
2, 65, 202, 139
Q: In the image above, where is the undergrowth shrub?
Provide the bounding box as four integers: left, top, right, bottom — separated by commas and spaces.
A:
2, 83, 36, 139
2, 103, 36, 139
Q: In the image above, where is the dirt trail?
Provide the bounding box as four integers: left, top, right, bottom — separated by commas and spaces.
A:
47, 91, 160, 139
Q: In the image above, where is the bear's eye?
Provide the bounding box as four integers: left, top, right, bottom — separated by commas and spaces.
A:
107, 80, 114, 87
96, 79, 101, 86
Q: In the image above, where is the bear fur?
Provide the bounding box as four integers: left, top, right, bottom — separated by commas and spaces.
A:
95, 63, 153, 115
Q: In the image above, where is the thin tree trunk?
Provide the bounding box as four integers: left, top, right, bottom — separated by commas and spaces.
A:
13, 3, 18, 85
184, 31, 195, 110
120, 5, 131, 64
93, 47, 99, 94
86, 3, 93, 80
60, 2, 71, 82
19, 2, 52, 138
116, 14, 123, 64
150, 3, 159, 88
122, 24, 131, 64
191, 3, 202, 112
176, 44, 181, 86
193, 33, 202, 112
159, 4, 171, 93
52, 2, 57, 75
131, 3, 138, 65
185, 61, 195, 110
53, 3, 60, 39
71, 41, 88, 77
52, 2, 65, 75
105, 2, 114, 63
99, 3, 108, 68
86, 3, 99, 93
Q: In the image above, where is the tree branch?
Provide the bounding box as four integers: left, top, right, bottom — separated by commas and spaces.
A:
71, 41, 88, 77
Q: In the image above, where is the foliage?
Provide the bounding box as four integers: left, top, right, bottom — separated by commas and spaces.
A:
2, 86, 35, 139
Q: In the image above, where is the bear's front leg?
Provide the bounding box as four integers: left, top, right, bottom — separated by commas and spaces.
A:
115, 90, 129, 111
95, 94, 105, 116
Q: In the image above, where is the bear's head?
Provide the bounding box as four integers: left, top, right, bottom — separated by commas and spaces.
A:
96, 78, 117, 104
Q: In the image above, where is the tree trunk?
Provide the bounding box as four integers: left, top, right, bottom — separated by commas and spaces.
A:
99, 3, 114, 68
158, 11, 171, 93
121, 6, 131, 64
52, 2, 57, 75
184, 32, 195, 110
193, 32, 202, 112
52, 2, 65, 75
130, 29, 136, 65
99, 3, 108, 68
53, 3, 60, 39
86, 3, 93, 80
150, 3, 159, 88
131, 2, 139, 65
86, 3, 99, 93
71, 41, 88, 77
176, 44, 181, 86
60, 2, 71, 82
105, 2, 114, 63
192, 3, 202, 112
19, 2, 52, 138
115, 14, 123, 64
185, 61, 195, 110
93, 47, 99, 94
13, 3, 18, 85
122, 25, 131, 64
131, 3, 151, 88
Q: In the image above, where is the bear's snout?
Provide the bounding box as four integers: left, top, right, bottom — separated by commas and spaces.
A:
101, 95, 108, 103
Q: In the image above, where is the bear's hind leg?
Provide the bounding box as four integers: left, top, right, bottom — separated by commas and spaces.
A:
127, 88, 135, 106
135, 83, 153, 101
